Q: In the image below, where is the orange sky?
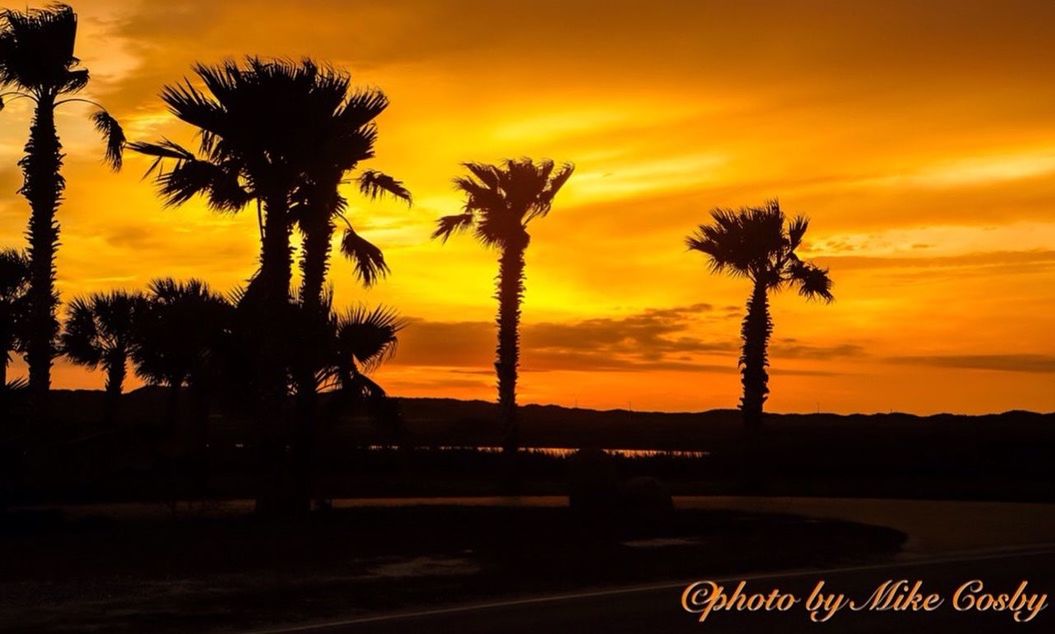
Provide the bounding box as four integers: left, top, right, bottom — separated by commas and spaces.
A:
1, 0, 1053, 413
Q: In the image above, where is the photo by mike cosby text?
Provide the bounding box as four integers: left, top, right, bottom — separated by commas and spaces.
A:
681, 579, 1048, 624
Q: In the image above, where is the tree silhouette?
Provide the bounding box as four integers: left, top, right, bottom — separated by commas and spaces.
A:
128, 58, 363, 513
433, 159, 574, 455
687, 200, 833, 427
131, 279, 232, 430
0, 249, 29, 389
290, 77, 411, 314
61, 291, 143, 422
285, 73, 410, 488
0, 4, 125, 402
321, 305, 404, 398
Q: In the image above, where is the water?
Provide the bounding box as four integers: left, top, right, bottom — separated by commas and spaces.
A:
363, 445, 710, 459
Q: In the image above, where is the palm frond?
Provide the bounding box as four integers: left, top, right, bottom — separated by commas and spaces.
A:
337, 304, 405, 373
787, 214, 809, 250
338, 88, 389, 128
60, 295, 102, 367
432, 212, 475, 242
789, 261, 834, 302
0, 4, 81, 92
357, 169, 412, 204
90, 109, 124, 170
340, 226, 389, 286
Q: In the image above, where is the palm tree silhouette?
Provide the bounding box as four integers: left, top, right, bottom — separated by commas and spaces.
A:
0, 4, 125, 401
61, 291, 143, 422
286, 73, 409, 478
290, 78, 411, 313
433, 159, 574, 455
132, 279, 231, 430
324, 304, 405, 451
0, 249, 29, 389
130, 59, 398, 310
322, 305, 404, 398
687, 200, 833, 427
128, 59, 361, 513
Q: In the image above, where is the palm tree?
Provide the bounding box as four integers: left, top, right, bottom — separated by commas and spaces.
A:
686, 200, 833, 427
61, 291, 143, 421
322, 305, 404, 399
128, 59, 353, 513
287, 302, 404, 508
131, 278, 232, 430
290, 79, 411, 313
286, 75, 409, 462
433, 159, 574, 455
130, 58, 382, 309
0, 249, 29, 389
0, 4, 125, 401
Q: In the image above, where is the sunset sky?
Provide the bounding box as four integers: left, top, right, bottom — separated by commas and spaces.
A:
1, 0, 1053, 414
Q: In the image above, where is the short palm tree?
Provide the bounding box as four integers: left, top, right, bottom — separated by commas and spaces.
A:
686, 200, 833, 427
61, 291, 143, 421
131, 278, 232, 428
0, 4, 125, 400
322, 305, 404, 398
0, 249, 30, 389
433, 159, 574, 455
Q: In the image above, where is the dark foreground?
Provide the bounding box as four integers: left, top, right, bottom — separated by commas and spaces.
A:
285, 548, 1054, 634
1, 501, 905, 633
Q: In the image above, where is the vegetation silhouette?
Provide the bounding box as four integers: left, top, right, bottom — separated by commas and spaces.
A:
128, 58, 392, 514
290, 77, 411, 312
434, 159, 574, 458
687, 200, 833, 428
0, 249, 29, 389
132, 279, 232, 434
60, 290, 144, 422
0, 4, 124, 403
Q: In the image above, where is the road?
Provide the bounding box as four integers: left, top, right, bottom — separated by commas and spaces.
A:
249, 547, 1055, 634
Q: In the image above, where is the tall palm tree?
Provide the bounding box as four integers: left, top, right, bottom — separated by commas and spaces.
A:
61, 291, 143, 421
128, 59, 355, 513
433, 159, 574, 455
686, 200, 833, 427
128, 58, 333, 306
290, 80, 411, 314
0, 4, 125, 401
0, 249, 29, 389
286, 76, 409, 460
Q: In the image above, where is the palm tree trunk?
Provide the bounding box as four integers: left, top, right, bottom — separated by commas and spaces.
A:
103, 351, 126, 423
496, 241, 526, 455
299, 215, 333, 313
260, 194, 293, 306
739, 278, 772, 428
21, 91, 63, 407
254, 192, 303, 516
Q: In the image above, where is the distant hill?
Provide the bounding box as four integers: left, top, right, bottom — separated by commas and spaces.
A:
3, 389, 1052, 503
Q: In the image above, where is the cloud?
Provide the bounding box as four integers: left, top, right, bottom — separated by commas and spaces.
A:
392, 303, 857, 375
770, 340, 867, 360
815, 249, 1055, 272
888, 354, 1055, 374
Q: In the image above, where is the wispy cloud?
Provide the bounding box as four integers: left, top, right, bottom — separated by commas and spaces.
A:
888, 354, 1055, 374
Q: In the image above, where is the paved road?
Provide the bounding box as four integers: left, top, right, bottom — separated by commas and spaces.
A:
251, 548, 1055, 634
